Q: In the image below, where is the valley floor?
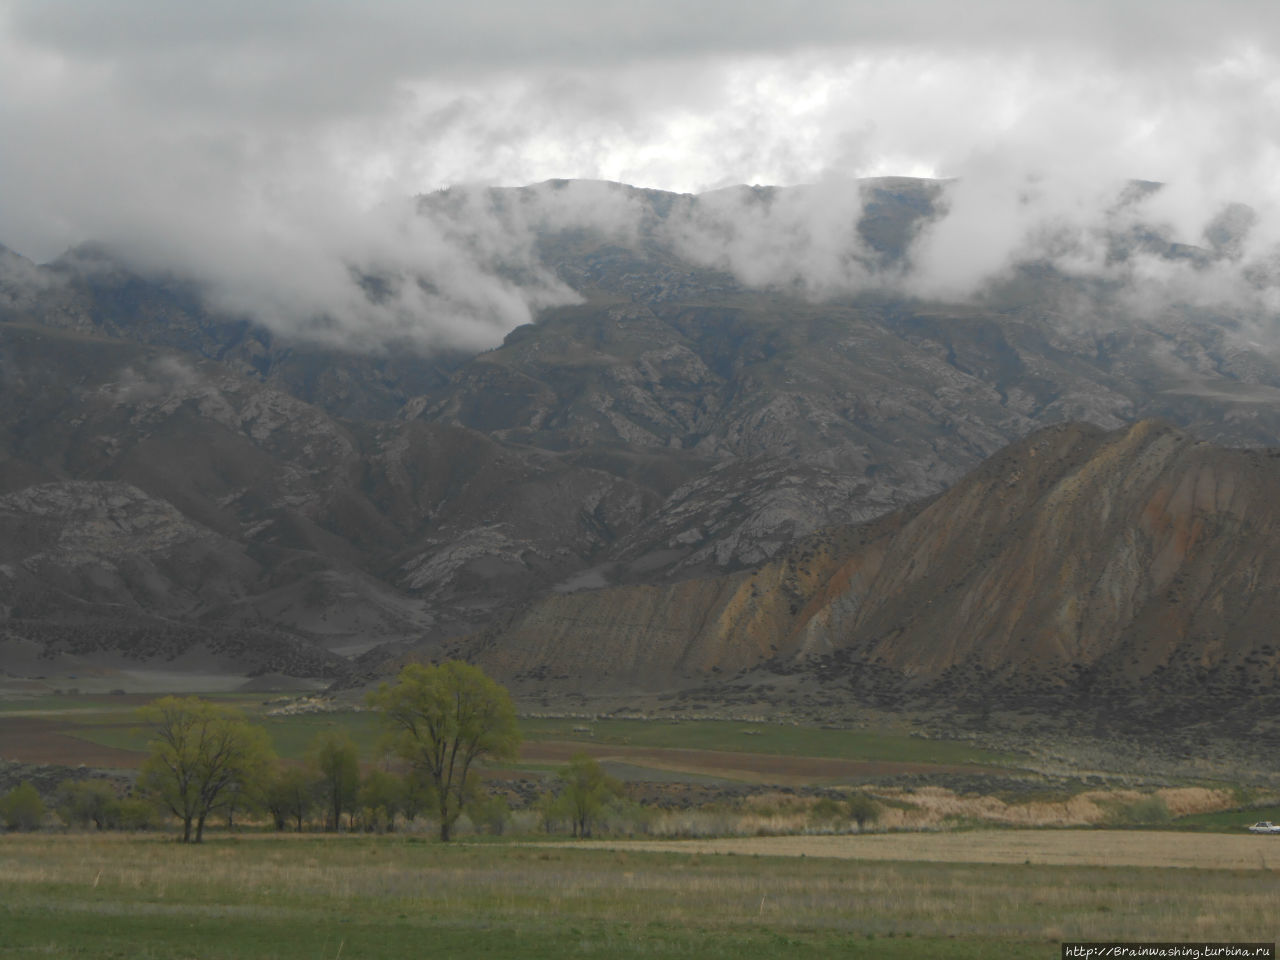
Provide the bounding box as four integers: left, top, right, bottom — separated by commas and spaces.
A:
2, 832, 1278, 959
556, 828, 1280, 870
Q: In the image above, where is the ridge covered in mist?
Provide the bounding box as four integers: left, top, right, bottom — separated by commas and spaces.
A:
2, 177, 1280, 730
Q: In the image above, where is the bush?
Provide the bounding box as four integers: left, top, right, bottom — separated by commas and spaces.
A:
1, 782, 45, 831
599, 799, 657, 837
848, 793, 881, 831
469, 793, 511, 836
1113, 795, 1171, 826
808, 797, 846, 829
116, 796, 158, 831
57, 779, 121, 830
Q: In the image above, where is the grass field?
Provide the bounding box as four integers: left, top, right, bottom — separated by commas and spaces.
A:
0, 695, 1017, 784
2, 832, 1278, 959
1169, 805, 1280, 831
63, 711, 1011, 766
566, 829, 1280, 870
517, 717, 1016, 766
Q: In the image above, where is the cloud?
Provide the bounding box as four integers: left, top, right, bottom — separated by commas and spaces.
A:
2, 1, 1280, 350
663, 181, 878, 296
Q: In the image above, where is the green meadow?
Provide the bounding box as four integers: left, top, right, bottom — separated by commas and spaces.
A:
42, 702, 1014, 769
4, 832, 1277, 959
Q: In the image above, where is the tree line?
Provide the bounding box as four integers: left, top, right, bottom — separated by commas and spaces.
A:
1, 661, 628, 842
2, 660, 884, 840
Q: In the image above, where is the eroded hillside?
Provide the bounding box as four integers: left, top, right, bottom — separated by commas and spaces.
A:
471, 420, 1280, 733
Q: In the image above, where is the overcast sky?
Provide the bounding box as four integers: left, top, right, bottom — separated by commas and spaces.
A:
2, 1, 1279, 347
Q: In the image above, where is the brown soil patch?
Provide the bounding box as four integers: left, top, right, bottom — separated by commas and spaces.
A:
521, 740, 996, 785
562, 830, 1280, 870
0, 716, 146, 769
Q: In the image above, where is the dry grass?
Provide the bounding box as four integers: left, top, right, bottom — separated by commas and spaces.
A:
864, 786, 1235, 829
564, 828, 1280, 870
630, 786, 1239, 838
4, 830, 1280, 949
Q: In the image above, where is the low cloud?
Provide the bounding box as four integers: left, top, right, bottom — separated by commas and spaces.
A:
2, 2, 1280, 351
664, 180, 878, 297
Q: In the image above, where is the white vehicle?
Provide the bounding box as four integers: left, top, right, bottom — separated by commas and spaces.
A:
1247, 821, 1280, 834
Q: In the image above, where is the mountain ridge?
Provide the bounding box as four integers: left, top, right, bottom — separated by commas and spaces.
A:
3, 177, 1280, 727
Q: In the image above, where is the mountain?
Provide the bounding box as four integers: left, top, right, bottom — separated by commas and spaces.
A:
3, 177, 1280, 711
472, 419, 1280, 737
0, 320, 670, 679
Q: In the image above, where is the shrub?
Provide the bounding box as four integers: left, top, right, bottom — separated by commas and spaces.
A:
808, 797, 846, 831
1111, 794, 1171, 826
116, 795, 158, 831
848, 793, 882, 831
1121, 798, 1172, 829
57, 779, 121, 830
1, 782, 45, 831
469, 793, 511, 836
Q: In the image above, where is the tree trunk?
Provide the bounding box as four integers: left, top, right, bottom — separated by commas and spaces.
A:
195, 813, 207, 843
182, 816, 193, 843
439, 793, 452, 842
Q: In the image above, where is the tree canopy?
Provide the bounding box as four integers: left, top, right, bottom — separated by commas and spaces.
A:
265, 764, 316, 833
552, 752, 622, 838
367, 661, 520, 841
309, 729, 361, 831
137, 696, 275, 843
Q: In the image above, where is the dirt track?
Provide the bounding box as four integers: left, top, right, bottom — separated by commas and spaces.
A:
561, 830, 1280, 870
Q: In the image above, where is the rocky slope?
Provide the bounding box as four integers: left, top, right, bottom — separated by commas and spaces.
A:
472, 420, 1280, 732
3, 177, 1280, 701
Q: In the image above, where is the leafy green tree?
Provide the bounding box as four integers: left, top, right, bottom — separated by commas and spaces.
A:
136, 696, 275, 843
368, 661, 521, 841
308, 730, 361, 831
400, 766, 434, 824
265, 765, 316, 833
222, 773, 266, 830
57, 779, 121, 830
1, 782, 45, 831
116, 794, 157, 831
553, 752, 622, 838
357, 768, 405, 833
847, 792, 881, 831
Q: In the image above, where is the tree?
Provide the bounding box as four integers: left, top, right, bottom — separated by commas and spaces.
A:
57, 779, 121, 830
357, 768, 405, 833
468, 792, 511, 836
1, 782, 44, 831
400, 766, 434, 824
136, 696, 275, 843
265, 765, 316, 833
116, 794, 157, 831
552, 752, 622, 838
847, 792, 881, 832
368, 661, 520, 841
308, 730, 360, 831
